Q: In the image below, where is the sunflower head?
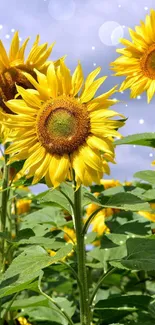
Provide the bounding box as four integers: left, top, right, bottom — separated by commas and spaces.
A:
110, 9, 155, 103
4, 59, 125, 187
0, 31, 55, 113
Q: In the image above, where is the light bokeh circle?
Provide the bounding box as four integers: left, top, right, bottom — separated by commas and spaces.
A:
48, 0, 76, 21
99, 21, 124, 46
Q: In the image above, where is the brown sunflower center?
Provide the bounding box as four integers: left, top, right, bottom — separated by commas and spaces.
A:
36, 97, 90, 155
140, 44, 155, 79
0, 67, 35, 114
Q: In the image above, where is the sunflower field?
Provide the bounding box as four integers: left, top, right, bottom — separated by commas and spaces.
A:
1, 8, 155, 325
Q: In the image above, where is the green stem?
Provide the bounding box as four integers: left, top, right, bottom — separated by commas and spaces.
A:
82, 207, 103, 235
73, 181, 91, 325
1, 144, 9, 272
2, 292, 18, 325
38, 273, 74, 325
89, 267, 116, 306
61, 260, 82, 291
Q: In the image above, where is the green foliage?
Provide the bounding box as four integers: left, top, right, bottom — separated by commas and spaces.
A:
1, 177, 155, 325
114, 132, 155, 148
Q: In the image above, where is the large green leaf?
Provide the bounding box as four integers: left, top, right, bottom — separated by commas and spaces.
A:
114, 132, 155, 148
134, 170, 155, 185
16, 306, 68, 325
21, 207, 66, 229
98, 192, 151, 211
111, 237, 155, 271
87, 244, 127, 272
0, 244, 73, 298
36, 182, 96, 214
95, 295, 152, 310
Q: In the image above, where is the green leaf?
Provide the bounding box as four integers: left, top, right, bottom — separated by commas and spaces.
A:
0, 244, 73, 298
84, 232, 97, 244
99, 192, 151, 212
94, 295, 153, 325
88, 244, 127, 272
4, 296, 48, 310
37, 182, 95, 214
134, 170, 155, 185
111, 237, 155, 271
16, 306, 68, 325
15, 236, 56, 249
37, 188, 73, 214
95, 295, 152, 309
142, 189, 155, 201
114, 132, 155, 148
102, 186, 125, 197
21, 207, 66, 229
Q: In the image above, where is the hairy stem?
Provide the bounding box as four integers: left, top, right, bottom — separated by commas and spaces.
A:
73, 180, 91, 325
1, 144, 9, 273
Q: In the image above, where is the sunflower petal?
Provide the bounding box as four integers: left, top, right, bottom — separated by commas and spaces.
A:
9, 31, 19, 61
71, 61, 84, 96
80, 76, 107, 103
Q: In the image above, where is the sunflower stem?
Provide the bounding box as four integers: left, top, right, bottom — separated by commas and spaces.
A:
73, 179, 91, 325
1, 143, 9, 273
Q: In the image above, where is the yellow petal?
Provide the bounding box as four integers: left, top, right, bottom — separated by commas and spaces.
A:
72, 151, 86, 182
16, 85, 42, 108
90, 109, 124, 120
87, 136, 114, 155
9, 31, 19, 61
6, 137, 36, 154
84, 66, 101, 89
0, 40, 9, 68
49, 154, 70, 187
147, 81, 155, 103
80, 145, 103, 172
34, 42, 55, 68
23, 71, 49, 100
17, 37, 30, 61
5, 99, 37, 115
80, 76, 107, 103
47, 62, 58, 98
32, 153, 51, 184
60, 60, 72, 94
71, 61, 84, 96
22, 145, 45, 174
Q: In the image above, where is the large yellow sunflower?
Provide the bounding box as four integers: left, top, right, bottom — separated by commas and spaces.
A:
3, 60, 125, 187
0, 31, 55, 113
110, 9, 155, 103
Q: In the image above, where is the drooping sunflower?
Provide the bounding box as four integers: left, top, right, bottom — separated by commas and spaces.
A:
0, 31, 55, 113
110, 9, 155, 103
3, 60, 125, 187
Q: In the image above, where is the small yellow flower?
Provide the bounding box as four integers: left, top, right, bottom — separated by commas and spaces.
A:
86, 203, 112, 237
17, 317, 31, 325
100, 179, 121, 189
63, 226, 76, 244
123, 181, 132, 186
4, 60, 125, 187
111, 9, 155, 103
91, 210, 110, 236
16, 198, 31, 215
49, 250, 56, 257
138, 205, 155, 222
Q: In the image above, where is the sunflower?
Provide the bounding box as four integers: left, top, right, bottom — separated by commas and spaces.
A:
110, 9, 155, 103
0, 31, 55, 113
3, 60, 125, 187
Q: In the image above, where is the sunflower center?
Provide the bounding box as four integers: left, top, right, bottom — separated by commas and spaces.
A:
47, 108, 77, 138
36, 97, 90, 155
140, 44, 155, 79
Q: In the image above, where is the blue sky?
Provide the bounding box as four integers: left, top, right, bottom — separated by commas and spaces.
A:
0, 0, 155, 192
